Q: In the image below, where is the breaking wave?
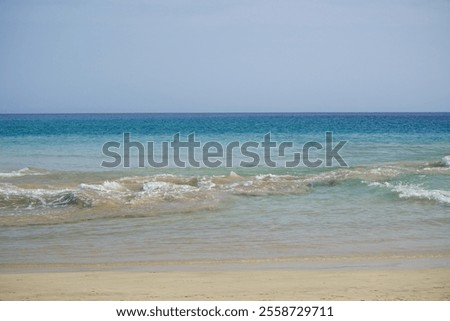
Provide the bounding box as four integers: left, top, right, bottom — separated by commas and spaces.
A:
2, 160, 449, 210
0, 183, 91, 209
367, 182, 450, 205
1, 158, 448, 226
0, 163, 416, 211
0, 167, 48, 178
442, 156, 450, 168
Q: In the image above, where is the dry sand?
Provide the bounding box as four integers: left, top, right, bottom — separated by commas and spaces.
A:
1, 268, 449, 300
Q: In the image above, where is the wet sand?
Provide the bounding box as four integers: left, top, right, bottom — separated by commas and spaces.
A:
1, 268, 449, 300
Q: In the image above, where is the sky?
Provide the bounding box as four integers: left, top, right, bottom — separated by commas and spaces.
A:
0, 0, 449, 113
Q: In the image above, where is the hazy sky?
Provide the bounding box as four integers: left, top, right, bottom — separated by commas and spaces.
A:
0, 0, 449, 113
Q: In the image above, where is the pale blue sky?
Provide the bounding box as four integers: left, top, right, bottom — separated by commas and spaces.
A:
0, 0, 449, 113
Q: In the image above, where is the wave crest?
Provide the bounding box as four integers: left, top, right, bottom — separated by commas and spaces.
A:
0, 168, 48, 178
367, 182, 450, 205
0, 183, 91, 209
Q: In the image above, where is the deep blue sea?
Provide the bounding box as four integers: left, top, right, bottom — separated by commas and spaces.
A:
0, 113, 449, 270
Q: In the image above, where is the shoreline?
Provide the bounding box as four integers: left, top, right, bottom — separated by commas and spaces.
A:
1, 267, 449, 300
2, 251, 450, 273
2, 255, 450, 300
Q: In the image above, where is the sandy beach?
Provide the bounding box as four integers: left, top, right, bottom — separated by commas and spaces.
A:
1, 116, 449, 303
1, 267, 449, 301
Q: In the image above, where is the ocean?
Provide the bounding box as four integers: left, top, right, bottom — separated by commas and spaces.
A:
0, 113, 449, 271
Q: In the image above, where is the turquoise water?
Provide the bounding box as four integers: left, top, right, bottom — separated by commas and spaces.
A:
0, 113, 449, 269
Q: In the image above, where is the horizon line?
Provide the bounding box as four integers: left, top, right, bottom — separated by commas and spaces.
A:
1, 111, 449, 116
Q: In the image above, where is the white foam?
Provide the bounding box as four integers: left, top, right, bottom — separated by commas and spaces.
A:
142, 181, 196, 194
142, 181, 172, 192
367, 181, 450, 205
0, 183, 76, 208
256, 174, 270, 180
80, 181, 124, 192
442, 156, 450, 167
0, 168, 46, 178
102, 181, 124, 191
366, 181, 383, 187
198, 177, 216, 190
369, 167, 401, 177
393, 184, 450, 204
0, 183, 67, 197
229, 171, 240, 177
255, 174, 284, 181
